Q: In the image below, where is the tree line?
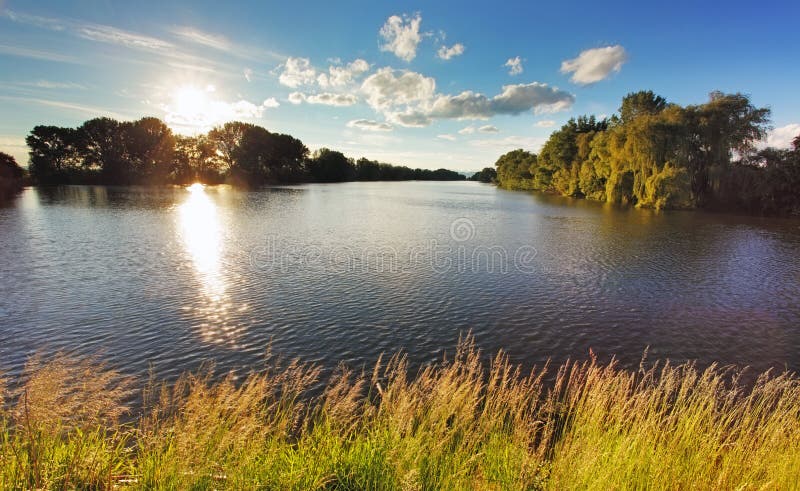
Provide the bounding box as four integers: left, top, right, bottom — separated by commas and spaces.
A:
22, 118, 464, 186
494, 90, 800, 215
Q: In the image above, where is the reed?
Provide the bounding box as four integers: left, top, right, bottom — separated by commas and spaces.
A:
1, 338, 798, 490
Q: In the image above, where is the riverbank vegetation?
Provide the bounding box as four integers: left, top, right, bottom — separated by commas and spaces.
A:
22, 118, 464, 186
467, 167, 497, 183
495, 91, 800, 215
2, 338, 798, 489
0, 152, 25, 200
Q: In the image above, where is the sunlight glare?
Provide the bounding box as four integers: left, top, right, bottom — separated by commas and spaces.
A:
177, 185, 244, 345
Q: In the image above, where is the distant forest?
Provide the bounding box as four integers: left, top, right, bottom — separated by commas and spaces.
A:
17, 118, 464, 186
494, 91, 800, 216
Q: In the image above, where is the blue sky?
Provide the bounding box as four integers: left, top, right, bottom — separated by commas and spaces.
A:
1, 0, 798, 170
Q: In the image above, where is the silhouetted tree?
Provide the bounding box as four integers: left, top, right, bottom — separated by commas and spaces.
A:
307, 148, 355, 182
27, 126, 83, 184
0, 151, 24, 199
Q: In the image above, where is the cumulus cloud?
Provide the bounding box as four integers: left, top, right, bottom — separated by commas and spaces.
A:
262, 97, 280, 108
318, 59, 370, 88
347, 119, 394, 132
437, 134, 457, 141
437, 43, 464, 60
560, 45, 627, 85
361, 68, 437, 110
379, 13, 423, 62
288, 91, 358, 106
505, 56, 523, 75
306, 92, 358, 106
458, 126, 476, 135
288, 92, 306, 104
361, 68, 574, 127
425, 82, 575, 120
478, 125, 499, 133
279, 57, 317, 88
765, 123, 800, 148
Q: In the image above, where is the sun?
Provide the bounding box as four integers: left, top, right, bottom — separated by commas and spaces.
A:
164, 85, 222, 135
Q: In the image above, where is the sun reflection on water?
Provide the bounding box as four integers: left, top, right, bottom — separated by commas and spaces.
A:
177, 184, 245, 345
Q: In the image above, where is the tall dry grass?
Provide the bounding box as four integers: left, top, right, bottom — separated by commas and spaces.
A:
1, 337, 798, 490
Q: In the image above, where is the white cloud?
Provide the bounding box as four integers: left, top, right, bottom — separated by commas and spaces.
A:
306, 93, 358, 106
347, 119, 394, 132
287, 92, 358, 106
361, 68, 574, 128
536, 120, 556, 127
424, 82, 575, 120
478, 125, 499, 133
505, 56, 523, 75
318, 59, 370, 88
379, 13, 423, 62
560, 45, 627, 85
437, 43, 464, 60
244, 68, 253, 82
288, 92, 306, 104
361, 67, 436, 110
765, 123, 800, 149
262, 97, 280, 108
458, 126, 476, 135
437, 134, 457, 141
279, 57, 317, 88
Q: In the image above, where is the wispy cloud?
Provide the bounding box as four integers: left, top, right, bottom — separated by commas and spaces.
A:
0, 95, 133, 119
76, 24, 174, 51
0, 43, 83, 64
29, 80, 87, 90
535, 120, 556, 127
3, 9, 247, 75
171, 26, 285, 61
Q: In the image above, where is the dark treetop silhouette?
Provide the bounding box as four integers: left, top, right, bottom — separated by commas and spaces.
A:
24, 118, 465, 187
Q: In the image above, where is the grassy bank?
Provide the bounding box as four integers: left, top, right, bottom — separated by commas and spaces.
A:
1, 338, 799, 490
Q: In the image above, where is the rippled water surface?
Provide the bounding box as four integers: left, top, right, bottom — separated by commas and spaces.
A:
1, 182, 800, 380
